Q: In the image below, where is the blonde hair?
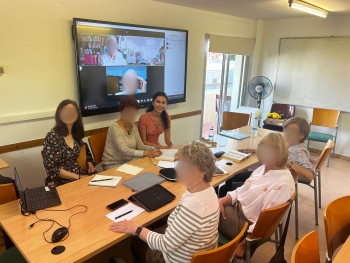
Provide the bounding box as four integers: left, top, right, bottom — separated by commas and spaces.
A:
174, 141, 216, 182
259, 133, 289, 168
283, 117, 310, 142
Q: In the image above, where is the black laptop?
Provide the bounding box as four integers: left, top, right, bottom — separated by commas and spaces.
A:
14, 168, 61, 213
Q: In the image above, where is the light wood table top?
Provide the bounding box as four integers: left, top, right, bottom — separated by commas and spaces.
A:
333, 236, 350, 263
0, 126, 271, 263
0, 158, 9, 170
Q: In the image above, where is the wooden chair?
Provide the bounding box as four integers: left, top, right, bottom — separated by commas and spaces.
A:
88, 131, 108, 165
307, 108, 340, 166
0, 183, 17, 205
219, 192, 295, 263
294, 140, 334, 238
291, 231, 320, 263
191, 222, 248, 263
324, 196, 350, 262
221, 111, 250, 131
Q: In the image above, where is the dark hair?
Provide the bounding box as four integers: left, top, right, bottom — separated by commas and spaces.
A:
119, 97, 139, 111
147, 92, 169, 129
283, 117, 310, 142
54, 100, 84, 142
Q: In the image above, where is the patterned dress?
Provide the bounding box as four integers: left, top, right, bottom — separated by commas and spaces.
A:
43, 129, 95, 186
138, 112, 171, 145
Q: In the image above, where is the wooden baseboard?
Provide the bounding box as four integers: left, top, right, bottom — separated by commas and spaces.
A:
309, 147, 350, 162
0, 110, 201, 154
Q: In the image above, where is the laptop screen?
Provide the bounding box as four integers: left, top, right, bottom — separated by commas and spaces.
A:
14, 167, 27, 209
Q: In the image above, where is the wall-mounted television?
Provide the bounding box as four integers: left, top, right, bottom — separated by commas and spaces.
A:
72, 18, 188, 117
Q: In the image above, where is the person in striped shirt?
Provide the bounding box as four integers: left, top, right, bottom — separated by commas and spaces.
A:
109, 141, 220, 263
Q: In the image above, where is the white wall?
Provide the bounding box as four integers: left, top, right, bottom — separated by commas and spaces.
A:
258, 15, 350, 157
0, 0, 257, 187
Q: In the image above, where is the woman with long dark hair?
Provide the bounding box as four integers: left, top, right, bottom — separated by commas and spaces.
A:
43, 100, 96, 186
138, 92, 174, 149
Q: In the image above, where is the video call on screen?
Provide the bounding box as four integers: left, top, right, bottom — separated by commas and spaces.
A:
74, 20, 187, 113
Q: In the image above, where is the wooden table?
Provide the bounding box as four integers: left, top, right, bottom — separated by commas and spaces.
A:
0, 126, 271, 263
0, 158, 9, 170
333, 236, 350, 263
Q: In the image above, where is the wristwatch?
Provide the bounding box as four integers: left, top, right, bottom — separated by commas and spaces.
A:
135, 226, 143, 237
286, 161, 294, 169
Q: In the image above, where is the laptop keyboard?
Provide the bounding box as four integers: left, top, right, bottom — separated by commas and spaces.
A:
26, 188, 47, 210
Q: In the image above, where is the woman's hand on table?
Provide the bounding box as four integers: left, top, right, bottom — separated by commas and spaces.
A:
238, 148, 256, 154
87, 162, 97, 174
109, 220, 139, 235
145, 149, 162, 158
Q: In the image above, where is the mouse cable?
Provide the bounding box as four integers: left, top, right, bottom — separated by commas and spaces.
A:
148, 156, 168, 169
28, 205, 88, 243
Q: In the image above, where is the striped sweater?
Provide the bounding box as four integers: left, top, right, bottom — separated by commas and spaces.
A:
147, 186, 220, 263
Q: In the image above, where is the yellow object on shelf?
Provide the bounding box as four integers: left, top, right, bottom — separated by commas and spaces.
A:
267, 112, 282, 119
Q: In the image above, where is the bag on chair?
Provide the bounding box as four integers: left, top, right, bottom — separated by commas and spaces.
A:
268, 200, 293, 263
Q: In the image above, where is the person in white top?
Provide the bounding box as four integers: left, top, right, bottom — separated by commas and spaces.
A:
109, 141, 220, 263
219, 133, 295, 260
100, 35, 127, 66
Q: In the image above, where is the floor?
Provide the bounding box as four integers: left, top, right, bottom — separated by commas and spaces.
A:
1, 154, 349, 262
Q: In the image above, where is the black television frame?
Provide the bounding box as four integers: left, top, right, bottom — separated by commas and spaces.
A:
72, 18, 188, 117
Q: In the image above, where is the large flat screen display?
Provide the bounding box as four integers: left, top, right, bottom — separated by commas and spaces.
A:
72, 18, 188, 117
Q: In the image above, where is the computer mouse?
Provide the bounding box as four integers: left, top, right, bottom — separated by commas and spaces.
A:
214, 151, 225, 158
52, 227, 69, 243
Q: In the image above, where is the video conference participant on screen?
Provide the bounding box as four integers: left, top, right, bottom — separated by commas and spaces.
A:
138, 92, 173, 149
127, 49, 136, 64
100, 36, 126, 66
115, 69, 147, 95
154, 46, 165, 65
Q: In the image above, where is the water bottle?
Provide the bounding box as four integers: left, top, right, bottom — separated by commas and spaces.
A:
252, 117, 258, 136
209, 125, 214, 141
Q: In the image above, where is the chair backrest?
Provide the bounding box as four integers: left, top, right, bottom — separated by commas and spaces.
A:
324, 196, 350, 259
0, 183, 17, 205
88, 131, 108, 165
215, 94, 232, 113
270, 103, 296, 119
291, 231, 320, 263
250, 193, 295, 241
191, 222, 248, 263
315, 140, 334, 169
311, 108, 340, 128
77, 144, 88, 170
221, 111, 250, 131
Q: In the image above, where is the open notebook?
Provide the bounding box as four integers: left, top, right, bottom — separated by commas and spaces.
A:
88, 175, 122, 188
155, 149, 178, 161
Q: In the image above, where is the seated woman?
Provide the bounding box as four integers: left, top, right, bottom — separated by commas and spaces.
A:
219, 117, 316, 197
102, 97, 162, 170
43, 100, 96, 186
109, 141, 219, 263
138, 92, 173, 149
219, 133, 295, 259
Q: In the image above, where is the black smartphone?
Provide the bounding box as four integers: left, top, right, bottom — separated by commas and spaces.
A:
106, 199, 128, 211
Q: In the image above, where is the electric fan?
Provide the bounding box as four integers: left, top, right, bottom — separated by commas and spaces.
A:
247, 76, 273, 109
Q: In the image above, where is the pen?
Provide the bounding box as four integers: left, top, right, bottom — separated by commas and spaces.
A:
91, 178, 114, 182
115, 210, 133, 219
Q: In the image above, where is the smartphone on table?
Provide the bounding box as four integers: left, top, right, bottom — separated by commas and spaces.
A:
106, 199, 128, 211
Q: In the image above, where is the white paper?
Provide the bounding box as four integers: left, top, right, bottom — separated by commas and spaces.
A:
157, 161, 175, 168
106, 203, 145, 223
117, 164, 143, 176
155, 149, 178, 161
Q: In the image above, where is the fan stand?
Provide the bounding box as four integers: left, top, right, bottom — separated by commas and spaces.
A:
257, 92, 262, 109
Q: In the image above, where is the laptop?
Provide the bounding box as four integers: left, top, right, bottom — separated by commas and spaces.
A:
14, 168, 61, 213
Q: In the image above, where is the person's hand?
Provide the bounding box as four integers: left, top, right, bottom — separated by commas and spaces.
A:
238, 148, 256, 154
109, 220, 139, 235
137, 77, 147, 92
235, 239, 247, 259
146, 149, 162, 158
219, 198, 226, 220
87, 162, 96, 174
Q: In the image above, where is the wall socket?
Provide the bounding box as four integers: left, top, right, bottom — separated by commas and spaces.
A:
0, 66, 4, 75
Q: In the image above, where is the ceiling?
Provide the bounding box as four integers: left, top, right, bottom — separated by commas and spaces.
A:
151, 0, 350, 20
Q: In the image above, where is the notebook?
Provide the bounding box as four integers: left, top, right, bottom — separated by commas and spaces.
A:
219, 130, 250, 140
88, 175, 122, 188
117, 164, 143, 176
157, 161, 175, 168
105, 203, 145, 223
155, 149, 178, 161
123, 172, 165, 192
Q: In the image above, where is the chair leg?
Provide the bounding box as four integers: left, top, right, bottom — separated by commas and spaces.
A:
295, 183, 299, 239
279, 221, 283, 241
318, 169, 321, 208
274, 229, 279, 251
327, 152, 331, 167
314, 176, 318, 225
246, 240, 252, 263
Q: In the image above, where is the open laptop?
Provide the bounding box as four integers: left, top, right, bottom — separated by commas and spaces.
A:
14, 168, 61, 213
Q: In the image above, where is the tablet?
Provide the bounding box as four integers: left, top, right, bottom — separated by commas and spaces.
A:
131, 184, 175, 211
